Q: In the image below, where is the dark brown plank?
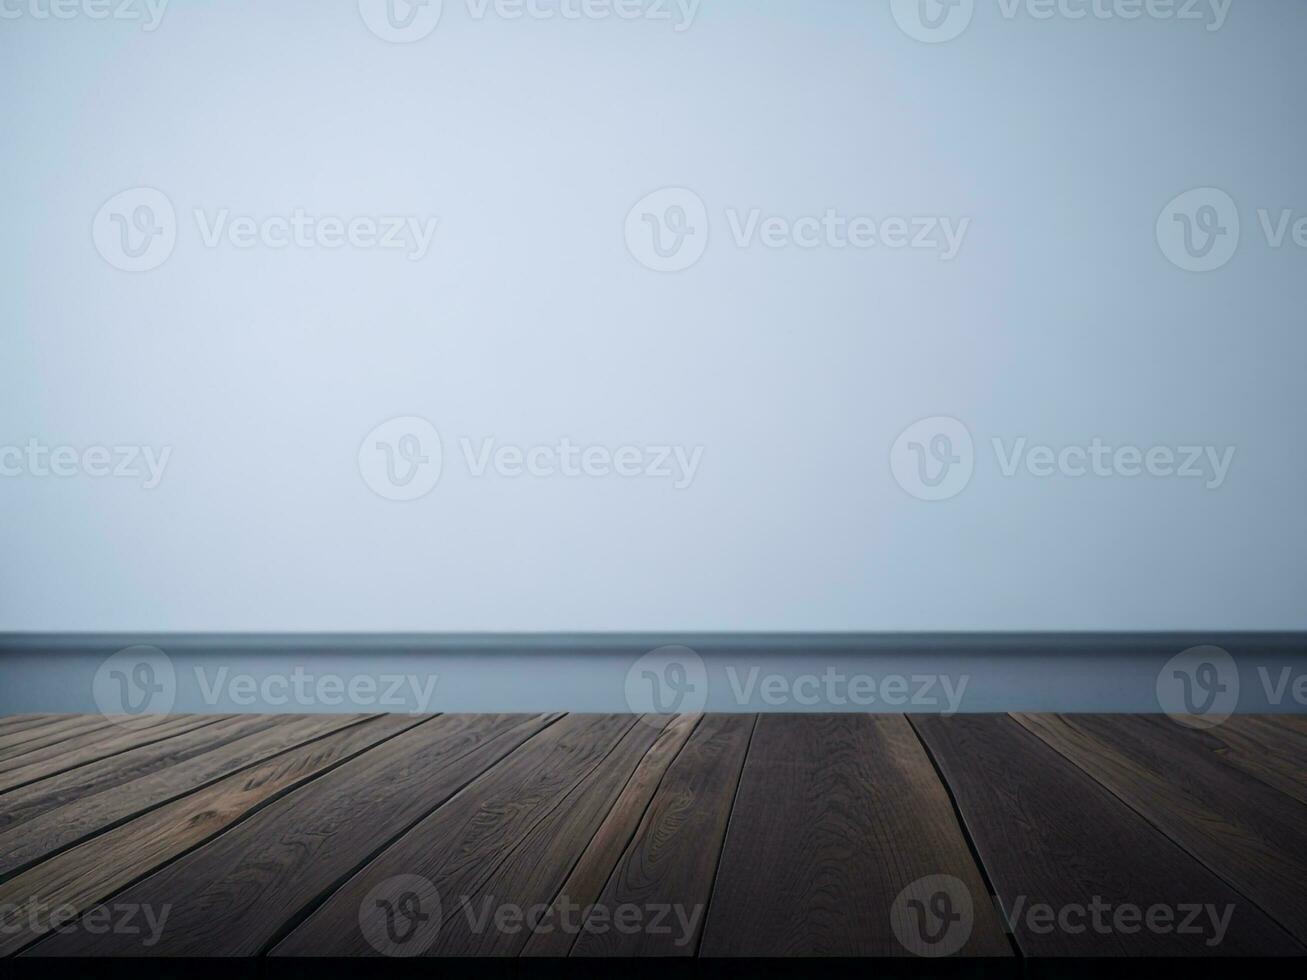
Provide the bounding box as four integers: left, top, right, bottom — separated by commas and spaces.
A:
272, 713, 641, 956
0, 715, 422, 956
521, 714, 701, 957
1014, 713, 1307, 944
912, 714, 1302, 956
0, 714, 257, 833
0, 715, 222, 792
700, 714, 1011, 957
1202, 715, 1307, 805
0, 713, 367, 876
25, 713, 555, 956
428, 716, 678, 955
570, 713, 755, 957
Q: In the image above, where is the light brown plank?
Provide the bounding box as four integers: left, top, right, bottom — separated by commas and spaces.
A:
0, 716, 121, 762
521, 714, 700, 956
570, 714, 755, 957
0, 715, 223, 792
0, 714, 366, 876
0, 715, 421, 956
272, 713, 641, 956
430, 716, 679, 955
26, 713, 556, 956
0, 714, 254, 833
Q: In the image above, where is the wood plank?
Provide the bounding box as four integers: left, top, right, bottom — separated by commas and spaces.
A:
1014, 713, 1307, 943
0, 716, 120, 762
520, 714, 700, 957
272, 713, 641, 956
428, 715, 679, 955
0, 714, 366, 876
0, 714, 256, 833
912, 714, 1302, 956
700, 714, 1011, 957
570, 713, 756, 957
0, 716, 57, 737
25, 713, 556, 956
1206, 716, 1307, 805
0, 715, 222, 792
0, 715, 422, 956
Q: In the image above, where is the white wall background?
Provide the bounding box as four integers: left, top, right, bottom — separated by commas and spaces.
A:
2, 0, 1305, 631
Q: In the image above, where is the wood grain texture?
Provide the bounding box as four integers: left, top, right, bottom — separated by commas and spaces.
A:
5, 711, 1306, 960
700, 714, 1011, 957
0, 715, 422, 956
0, 716, 51, 735
0, 714, 254, 833
273, 713, 641, 956
0, 716, 120, 762
25, 713, 556, 956
0, 713, 367, 877
912, 714, 1302, 956
520, 713, 700, 957
1014, 713, 1307, 943
570, 713, 756, 957
430, 715, 678, 955
0, 715, 221, 792
1198, 716, 1307, 805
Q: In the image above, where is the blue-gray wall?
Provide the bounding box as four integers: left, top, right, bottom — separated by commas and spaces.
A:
2, 1, 1304, 631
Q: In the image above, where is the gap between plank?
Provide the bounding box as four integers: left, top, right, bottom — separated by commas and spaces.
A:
562, 713, 710, 956
0, 714, 382, 887
255, 712, 567, 956
11, 714, 434, 958
694, 713, 759, 958
905, 714, 1024, 959
1006, 713, 1307, 954
0, 715, 232, 797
